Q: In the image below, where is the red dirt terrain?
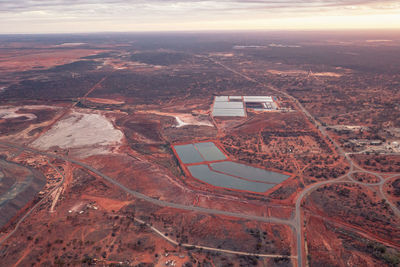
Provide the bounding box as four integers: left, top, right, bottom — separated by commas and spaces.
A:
1, 33, 400, 266
351, 154, 400, 173
305, 216, 400, 267
304, 183, 400, 245
384, 176, 400, 210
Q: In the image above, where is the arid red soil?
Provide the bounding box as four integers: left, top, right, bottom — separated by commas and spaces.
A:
0, 48, 106, 73
351, 154, 400, 173
384, 177, 400, 210
305, 216, 398, 267
1, 34, 400, 266
304, 183, 400, 246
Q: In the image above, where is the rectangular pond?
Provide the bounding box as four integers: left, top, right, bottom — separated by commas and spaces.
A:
173, 144, 204, 164
194, 142, 227, 162
187, 164, 275, 193
210, 161, 289, 183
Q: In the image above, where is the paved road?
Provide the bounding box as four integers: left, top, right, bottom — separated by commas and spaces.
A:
0, 140, 300, 260
0, 141, 299, 262
0, 141, 294, 227
0, 141, 300, 262
203, 56, 400, 267
2, 57, 400, 266
203, 56, 350, 266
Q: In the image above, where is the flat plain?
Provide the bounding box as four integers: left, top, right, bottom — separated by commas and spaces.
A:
0, 31, 400, 266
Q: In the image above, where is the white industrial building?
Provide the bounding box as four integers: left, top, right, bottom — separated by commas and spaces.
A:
212, 95, 277, 117
243, 96, 273, 103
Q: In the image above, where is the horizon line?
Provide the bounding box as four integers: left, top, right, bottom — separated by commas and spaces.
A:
1, 28, 400, 36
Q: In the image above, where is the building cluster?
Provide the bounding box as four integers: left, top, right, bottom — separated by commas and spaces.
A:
212, 96, 277, 117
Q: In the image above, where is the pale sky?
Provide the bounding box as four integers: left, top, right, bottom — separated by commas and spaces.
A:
1, 0, 400, 33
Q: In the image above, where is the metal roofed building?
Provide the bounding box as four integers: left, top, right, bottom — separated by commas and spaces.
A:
243, 96, 273, 103
212, 95, 276, 117
213, 101, 244, 109
212, 108, 246, 117
229, 96, 243, 101
215, 96, 229, 102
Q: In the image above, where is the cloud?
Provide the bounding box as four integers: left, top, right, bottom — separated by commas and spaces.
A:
0, 0, 399, 33
1, 0, 399, 13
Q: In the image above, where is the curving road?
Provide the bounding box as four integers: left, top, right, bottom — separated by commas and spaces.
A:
202, 55, 400, 267
134, 217, 297, 259
0, 140, 299, 261
0, 140, 294, 225
1, 56, 400, 266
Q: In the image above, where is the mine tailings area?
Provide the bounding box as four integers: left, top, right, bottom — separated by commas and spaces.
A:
0, 159, 46, 229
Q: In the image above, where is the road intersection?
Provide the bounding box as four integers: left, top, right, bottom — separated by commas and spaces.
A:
1, 57, 399, 266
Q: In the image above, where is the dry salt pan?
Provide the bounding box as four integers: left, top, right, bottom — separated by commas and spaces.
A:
31, 111, 123, 155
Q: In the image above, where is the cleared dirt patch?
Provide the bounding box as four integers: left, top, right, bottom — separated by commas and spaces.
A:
31, 111, 123, 156
85, 98, 125, 105
144, 111, 214, 128
0, 107, 37, 121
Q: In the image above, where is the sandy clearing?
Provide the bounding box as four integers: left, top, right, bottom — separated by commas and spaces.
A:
20, 105, 60, 110
267, 69, 307, 75
0, 106, 63, 142
209, 52, 234, 57
81, 195, 132, 211
0, 49, 104, 73
0, 105, 59, 111
313, 72, 342, 77
31, 111, 123, 152
0, 107, 37, 121
69, 202, 86, 213
174, 114, 214, 128
366, 39, 392, 43
144, 110, 214, 128
267, 69, 342, 77
69, 147, 119, 158
49, 187, 63, 213
85, 97, 125, 105
175, 116, 189, 127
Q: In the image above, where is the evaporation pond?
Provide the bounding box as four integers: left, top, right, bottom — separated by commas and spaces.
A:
173, 144, 204, 164
194, 142, 227, 162
187, 164, 274, 193
210, 161, 289, 183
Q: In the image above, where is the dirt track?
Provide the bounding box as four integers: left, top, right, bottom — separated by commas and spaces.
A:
203, 55, 400, 267
1, 55, 400, 266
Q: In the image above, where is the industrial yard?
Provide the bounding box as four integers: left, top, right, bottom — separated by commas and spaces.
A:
212, 95, 279, 117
